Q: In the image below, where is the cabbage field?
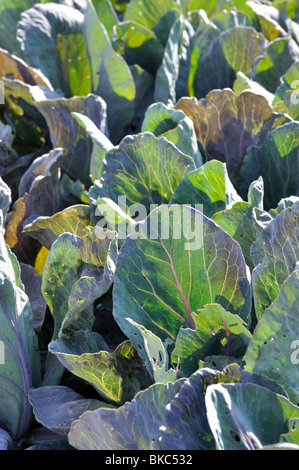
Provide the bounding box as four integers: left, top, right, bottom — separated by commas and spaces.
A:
0, 0, 299, 452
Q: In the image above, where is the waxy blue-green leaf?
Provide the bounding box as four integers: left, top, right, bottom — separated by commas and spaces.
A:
72, 112, 114, 183
29, 385, 111, 436
112, 21, 164, 75
0, 428, 15, 450
83, 0, 135, 144
233, 72, 275, 105
0, 0, 36, 57
154, 15, 184, 105
36, 94, 108, 186
68, 378, 186, 450
0, 176, 11, 221
17, 3, 91, 96
240, 121, 299, 210
128, 64, 155, 135
123, 0, 180, 32
93, 0, 118, 38
206, 382, 299, 450
181, 0, 257, 19
252, 37, 299, 93
0, 211, 40, 439
171, 304, 252, 377
273, 62, 299, 120
141, 102, 202, 166
280, 418, 299, 446
24, 426, 74, 450
158, 368, 219, 450
158, 363, 280, 450
125, 318, 177, 384
41, 227, 117, 385
193, 26, 266, 98
244, 266, 299, 404
272, 0, 299, 23
20, 263, 47, 335
113, 205, 252, 357
49, 338, 152, 405
42, 227, 118, 340
188, 20, 220, 97
68, 362, 286, 450
98, 132, 195, 212
211, 178, 270, 271
170, 160, 242, 218
251, 202, 299, 319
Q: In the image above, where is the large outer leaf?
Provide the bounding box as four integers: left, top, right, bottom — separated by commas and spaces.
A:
92, 0, 118, 38
29, 385, 113, 436
0, 47, 51, 87
36, 94, 108, 186
4, 148, 63, 265
233, 71, 275, 105
42, 227, 118, 340
113, 205, 252, 356
141, 102, 202, 166
23, 204, 92, 250
72, 111, 114, 183
240, 122, 299, 210
154, 15, 184, 105
212, 201, 269, 271
0, 211, 40, 439
98, 132, 195, 212
123, 0, 180, 31
68, 379, 186, 450
68, 363, 286, 450
49, 338, 152, 405
0, 176, 11, 221
244, 266, 299, 404
251, 202, 299, 319
273, 62, 299, 120
170, 160, 242, 218
252, 37, 299, 93
125, 318, 177, 384
206, 382, 299, 450
0, 429, 15, 450
17, 3, 91, 96
41, 227, 117, 386
20, 263, 47, 334
174, 90, 288, 187
0, 0, 35, 57
193, 26, 266, 98
171, 303, 252, 377
1, 78, 51, 153
112, 21, 164, 75
83, 0, 135, 144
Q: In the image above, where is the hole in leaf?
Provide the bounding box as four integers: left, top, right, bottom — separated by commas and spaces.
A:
292, 422, 297, 431
230, 430, 241, 442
